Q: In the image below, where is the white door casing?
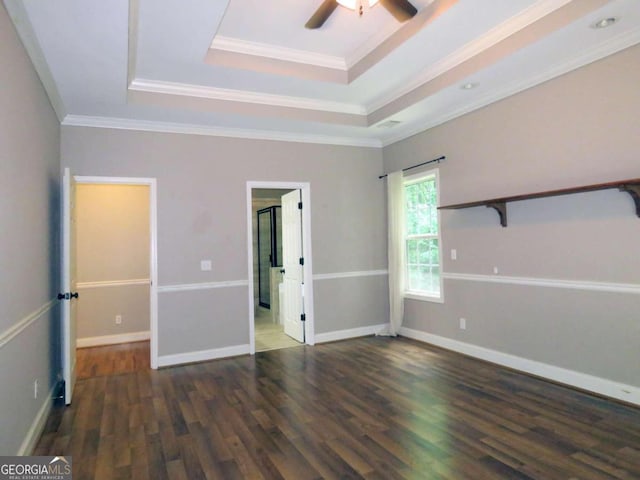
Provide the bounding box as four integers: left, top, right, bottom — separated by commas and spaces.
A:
61, 168, 77, 404
246, 181, 314, 354
281, 190, 305, 343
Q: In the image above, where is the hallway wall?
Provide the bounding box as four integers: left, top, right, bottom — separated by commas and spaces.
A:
0, 3, 61, 454
75, 184, 150, 344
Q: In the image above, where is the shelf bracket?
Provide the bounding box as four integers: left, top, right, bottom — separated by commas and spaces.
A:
619, 183, 640, 217
486, 202, 507, 227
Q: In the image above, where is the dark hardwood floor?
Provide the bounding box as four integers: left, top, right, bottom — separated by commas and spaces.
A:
35, 337, 640, 479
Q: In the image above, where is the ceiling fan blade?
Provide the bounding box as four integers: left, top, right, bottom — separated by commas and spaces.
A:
305, 0, 339, 29
379, 0, 418, 22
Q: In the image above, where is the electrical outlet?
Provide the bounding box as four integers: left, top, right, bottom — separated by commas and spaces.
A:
459, 318, 466, 330
451, 249, 457, 260
200, 260, 212, 271
115, 315, 122, 325
493, 266, 499, 274
34, 379, 38, 399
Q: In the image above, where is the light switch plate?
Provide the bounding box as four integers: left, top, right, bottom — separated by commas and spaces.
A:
451, 249, 457, 260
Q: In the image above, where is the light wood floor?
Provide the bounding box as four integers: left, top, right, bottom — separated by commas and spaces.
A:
35, 338, 640, 479
255, 307, 302, 352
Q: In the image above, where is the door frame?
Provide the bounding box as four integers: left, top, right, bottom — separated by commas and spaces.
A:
74, 175, 159, 369
246, 181, 315, 354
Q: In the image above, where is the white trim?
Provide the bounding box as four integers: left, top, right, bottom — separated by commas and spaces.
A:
211, 36, 347, 70
16, 385, 56, 455
127, 0, 140, 85
381, 26, 640, 146
76, 278, 150, 289
367, 0, 572, 113
61, 115, 382, 149
344, 14, 407, 69
74, 175, 155, 185
399, 327, 640, 406
313, 269, 388, 281
73, 175, 159, 369
442, 272, 640, 295
77, 330, 150, 348
157, 344, 250, 368
315, 324, 388, 344
247, 182, 316, 354
130, 78, 366, 116
157, 280, 249, 293
3, 0, 67, 121
403, 168, 444, 303
404, 292, 444, 303
0, 300, 55, 349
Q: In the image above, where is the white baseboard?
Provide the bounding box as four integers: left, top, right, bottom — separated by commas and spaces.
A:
315, 323, 388, 344
17, 385, 55, 455
157, 344, 250, 368
399, 327, 640, 406
77, 331, 150, 348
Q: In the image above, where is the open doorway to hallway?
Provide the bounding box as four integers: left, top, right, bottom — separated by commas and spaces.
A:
74, 183, 151, 351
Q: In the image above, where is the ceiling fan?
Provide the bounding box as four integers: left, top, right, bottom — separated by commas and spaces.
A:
305, 0, 418, 29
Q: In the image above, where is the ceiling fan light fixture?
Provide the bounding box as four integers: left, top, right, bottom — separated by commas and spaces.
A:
337, 0, 379, 11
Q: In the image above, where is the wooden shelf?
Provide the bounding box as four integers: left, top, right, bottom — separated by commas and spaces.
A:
438, 178, 640, 227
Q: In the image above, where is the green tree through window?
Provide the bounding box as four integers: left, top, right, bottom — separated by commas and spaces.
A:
404, 173, 441, 297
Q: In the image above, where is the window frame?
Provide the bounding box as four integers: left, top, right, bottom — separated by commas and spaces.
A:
402, 168, 444, 303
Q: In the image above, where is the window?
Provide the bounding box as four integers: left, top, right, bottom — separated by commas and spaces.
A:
403, 170, 442, 301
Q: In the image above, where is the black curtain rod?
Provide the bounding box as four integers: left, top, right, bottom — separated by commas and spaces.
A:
378, 155, 446, 179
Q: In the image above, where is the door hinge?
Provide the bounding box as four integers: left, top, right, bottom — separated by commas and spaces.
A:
300, 313, 306, 322
298, 201, 303, 210
299, 257, 304, 266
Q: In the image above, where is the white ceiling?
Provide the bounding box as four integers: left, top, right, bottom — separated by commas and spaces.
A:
5, 0, 640, 147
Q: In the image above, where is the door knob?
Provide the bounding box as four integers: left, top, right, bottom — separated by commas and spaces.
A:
57, 292, 79, 300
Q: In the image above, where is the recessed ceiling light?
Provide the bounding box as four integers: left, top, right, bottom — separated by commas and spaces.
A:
591, 17, 618, 29
461, 82, 478, 90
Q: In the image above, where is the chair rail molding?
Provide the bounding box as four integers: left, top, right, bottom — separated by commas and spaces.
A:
0, 299, 56, 349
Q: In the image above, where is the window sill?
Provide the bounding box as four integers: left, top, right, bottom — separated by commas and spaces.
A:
404, 292, 444, 304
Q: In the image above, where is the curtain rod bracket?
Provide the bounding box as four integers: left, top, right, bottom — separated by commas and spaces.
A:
378, 155, 445, 179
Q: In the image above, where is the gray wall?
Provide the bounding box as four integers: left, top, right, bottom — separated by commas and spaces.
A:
75, 184, 150, 339
61, 129, 388, 356
0, 4, 61, 454
383, 44, 640, 387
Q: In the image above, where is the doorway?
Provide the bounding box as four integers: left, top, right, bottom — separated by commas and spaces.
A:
73, 176, 158, 370
62, 172, 158, 403
246, 182, 315, 354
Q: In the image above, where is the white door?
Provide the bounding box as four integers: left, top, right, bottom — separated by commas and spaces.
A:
61, 168, 78, 404
281, 190, 305, 343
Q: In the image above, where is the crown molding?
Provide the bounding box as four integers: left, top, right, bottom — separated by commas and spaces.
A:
211, 36, 347, 70
61, 114, 383, 148
381, 26, 640, 147
344, 18, 401, 69
130, 78, 366, 115
4, 0, 67, 121
367, 0, 573, 112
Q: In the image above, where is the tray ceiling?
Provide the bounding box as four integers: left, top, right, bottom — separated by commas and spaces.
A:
5, 0, 640, 147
